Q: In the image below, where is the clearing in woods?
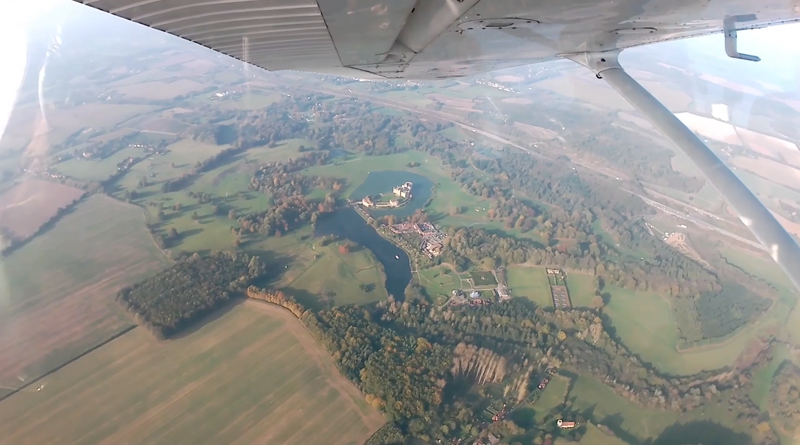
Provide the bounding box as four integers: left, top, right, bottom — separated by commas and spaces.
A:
0, 179, 85, 241
0, 195, 171, 395
0, 302, 385, 445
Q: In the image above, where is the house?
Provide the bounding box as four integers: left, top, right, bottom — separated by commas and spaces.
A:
557, 420, 576, 429
470, 291, 481, 299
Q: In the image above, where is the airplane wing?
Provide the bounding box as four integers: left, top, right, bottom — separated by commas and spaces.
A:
73, 0, 800, 79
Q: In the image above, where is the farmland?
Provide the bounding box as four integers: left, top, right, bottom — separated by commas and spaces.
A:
0, 179, 85, 241
0, 195, 171, 394
0, 302, 384, 445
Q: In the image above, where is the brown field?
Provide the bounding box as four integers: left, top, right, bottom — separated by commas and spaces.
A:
181, 58, 218, 74
618, 111, 654, 130
0, 179, 85, 240
640, 80, 693, 111
730, 156, 800, 190
699, 73, 763, 96
117, 79, 207, 100
771, 210, 800, 238
0, 302, 384, 445
736, 127, 800, 167
676, 112, 743, 145
0, 195, 171, 392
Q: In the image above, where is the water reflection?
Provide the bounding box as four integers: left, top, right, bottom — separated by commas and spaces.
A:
314, 208, 411, 299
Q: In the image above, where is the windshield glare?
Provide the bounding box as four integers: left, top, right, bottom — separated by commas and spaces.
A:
1, 3, 799, 445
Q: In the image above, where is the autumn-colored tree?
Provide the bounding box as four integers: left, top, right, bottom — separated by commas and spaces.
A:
591, 294, 605, 310
338, 244, 350, 254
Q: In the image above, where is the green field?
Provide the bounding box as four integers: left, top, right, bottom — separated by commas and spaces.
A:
117, 141, 321, 254
55, 146, 150, 181
247, 227, 389, 310
565, 273, 597, 307
533, 376, 568, 422
507, 266, 552, 308
0, 302, 385, 444
0, 195, 171, 393
470, 271, 497, 287
555, 424, 629, 445
417, 265, 460, 300
283, 241, 389, 309
750, 344, 797, 410
568, 376, 752, 445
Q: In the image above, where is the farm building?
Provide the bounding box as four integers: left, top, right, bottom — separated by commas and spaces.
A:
557, 420, 577, 429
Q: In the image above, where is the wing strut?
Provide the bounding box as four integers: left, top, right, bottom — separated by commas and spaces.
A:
564, 50, 800, 293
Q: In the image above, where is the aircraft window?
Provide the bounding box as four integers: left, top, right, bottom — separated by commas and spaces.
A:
0, 2, 798, 445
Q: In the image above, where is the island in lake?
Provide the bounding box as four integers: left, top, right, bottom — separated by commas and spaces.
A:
357, 181, 413, 209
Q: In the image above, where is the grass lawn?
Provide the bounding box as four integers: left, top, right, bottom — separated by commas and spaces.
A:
565, 273, 597, 307
568, 376, 752, 445
0, 302, 384, 445
533, 376, 568, 422
247, 227, 389, 310
591, 284, 778, 375
597, 285, 762, 375
470, 271, 497, 287
55, 146, 149, 181
507, 265, 552, 308
600, 285, 681, 369
282, 241, 389, 309
555, 424, 629, 445
417, 266, 460, 300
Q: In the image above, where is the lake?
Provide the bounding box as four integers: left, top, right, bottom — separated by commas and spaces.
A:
349, 170, 434, 218
314, 208, 411, 299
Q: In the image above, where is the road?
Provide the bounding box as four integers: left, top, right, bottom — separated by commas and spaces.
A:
306, 84, 765, 250
628, 189, 765, 251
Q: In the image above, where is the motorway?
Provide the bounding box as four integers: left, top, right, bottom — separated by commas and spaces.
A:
628, 190, 766, 251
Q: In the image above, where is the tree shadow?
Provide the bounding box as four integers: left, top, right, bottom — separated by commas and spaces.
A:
177, 228, 203, 239
649, 421, 753, 445
281, 287, 326, 312
166, 297, 246, 341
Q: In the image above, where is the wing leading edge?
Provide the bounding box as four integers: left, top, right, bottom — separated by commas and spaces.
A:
74, 0, 800, 79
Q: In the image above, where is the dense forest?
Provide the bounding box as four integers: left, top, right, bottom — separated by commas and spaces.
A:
116, 251, 265, 338
255, 288, 777, 445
